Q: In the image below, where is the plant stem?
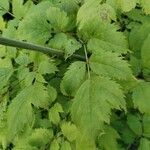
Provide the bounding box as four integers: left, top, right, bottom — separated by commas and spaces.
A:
83, 43, 91, 79
0, 36, 86, 61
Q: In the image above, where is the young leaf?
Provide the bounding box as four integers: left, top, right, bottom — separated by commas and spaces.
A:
127, 114, 142, 135
60, 61, 86, 96
17, 2, 52, 44
60, 141, 72, 150
140, 0, 150, 14
141, 34, 150, 71
50, 139, 60, 150
98, 126, 120, 150
90, 51, 133, 80
139, 138, 150, 150
7, 83, 51, 138
49, 103, 63, 125
71, 76, 126, 138
12, 0, 33, 19
61, 122, 77, 142
29, 128, 53, 147
0, 0, 9, 15
117, 0, 137, 12
87, 38, 129, 54
132, 82, 150, 114
143, 115, 150, 138
46, 7, 69, 31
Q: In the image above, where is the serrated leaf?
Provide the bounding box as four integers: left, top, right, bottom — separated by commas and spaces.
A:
127, 114, 142, 135
49, 33, 68, 50
61, 122, 77, 142
38, 60, 58, 75
98, 126, 120, 150
71, 76, 126, 138
76, 132, 96, 150
47, 85, 57, 102
15, 53, 30, 66
50, 139, 60, 150
0, 68, 13, 90
90, 51, 133, 80
60, 61, 86, 96
29, 128, 53, 147
52, 0, 79, 14
0, 58, 13, 90
7, 83, 51, 138
129, 23, 150, 58
49, 33, 81, 59
7, 96, 33, 139
46, 6, 69, 31
141, 0, 150, 14
132, 82, 150, 114
141, 34, 150, 71
0, 0, 9, 15
139, 138, 150, 150
49, 103, 63, 125
64, 38, 81, 59
88, 38, 129, 54
143, 115, 150, 138
29, 83, 51, 108
117, 0, 137, 12
17, 2, 52, 44
60, 141, 72, 150
0, 16, 5, 31
12, 0, 33, 19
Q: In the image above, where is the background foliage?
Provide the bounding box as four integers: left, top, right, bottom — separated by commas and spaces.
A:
0, 0, 150, 149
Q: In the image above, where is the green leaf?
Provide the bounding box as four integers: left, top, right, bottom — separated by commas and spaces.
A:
132, 82, 150, 114
52, 0, 79, 14
60, 61, 86, 96
17, 2, 52, 44
61, 122, 77, 142
90, 51, 133, 80
98, 126, 120, 150
50, 139, 60, 150
49, 33, 81, 59
127, 114, 142, 135
49, 33, 68, 50
38, 59, 58, 75
87, 38, 129, 54
15, 53, 30, 66
12, 0, 33, 19
7, 95, 34, 139
64, 38, 81, 59
143, 115, 150, 138
46, 6, 69, 31
49, 103, 63, 125
0, 16, 5, 31
140, 0, 150, 14
47, 85, 57, 103
139, 138, 150, 150
129, 23, 150, 58
29, 128, 53, 147
60, 141, 72, 150
71, 76, 126, 138
0, 68, 13, 91
76, 132, 96, 150
0, 0, 9, 15
117, 0, 137, 12
7, 83, 51, 138
0, 58, 13, 90
141, 34, 150, 71
29, 83, 51, 108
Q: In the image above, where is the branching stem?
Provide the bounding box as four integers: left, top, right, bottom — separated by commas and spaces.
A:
0, 36, 86, 61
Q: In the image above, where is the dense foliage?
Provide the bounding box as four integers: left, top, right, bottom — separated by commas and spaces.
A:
0, 0, 150, 149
